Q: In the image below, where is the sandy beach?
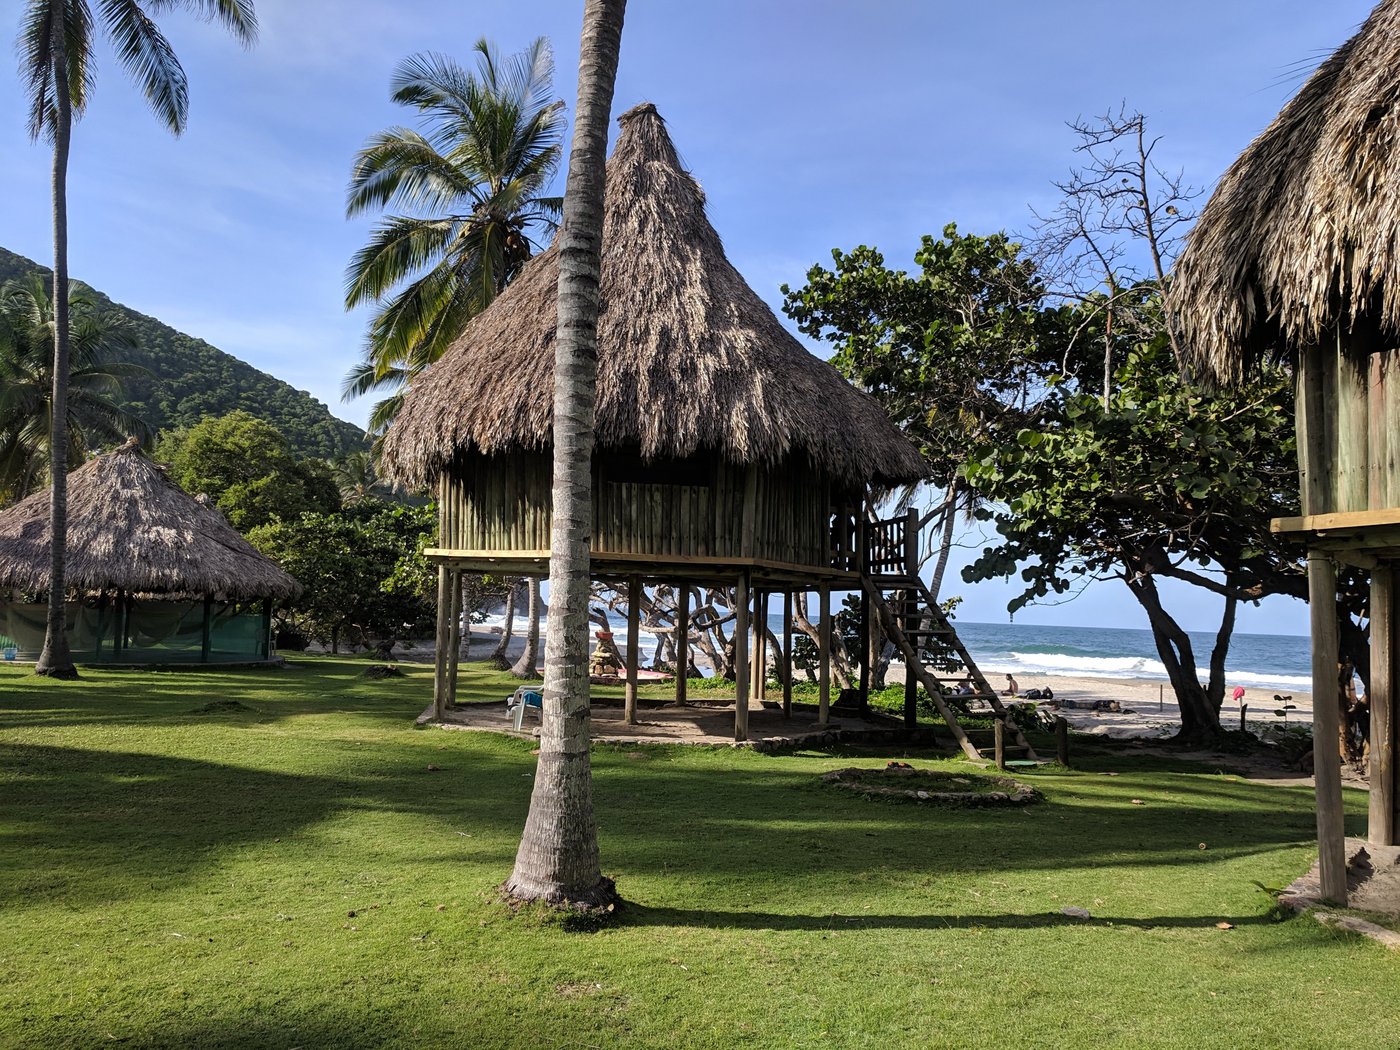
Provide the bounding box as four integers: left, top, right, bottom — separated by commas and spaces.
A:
389, 623, 1316, 742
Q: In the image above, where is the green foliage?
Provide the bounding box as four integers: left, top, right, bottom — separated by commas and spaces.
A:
343, 39, 564, 433
155, 411, 340, 530
0, 247, 365, 459
0, 274, 148, 502
782, 224, 1064, 481
961, 334, 1301, 613
248, 503, 437, 652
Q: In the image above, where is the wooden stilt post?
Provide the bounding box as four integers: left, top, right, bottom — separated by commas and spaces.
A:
818, 582, 831, 725
1055, 715, 1070, 767
432, 564, 451, 721
1370, 563, 1395, 846
445, 569, 463, 708
1310, 553, 1348, 903
993, 719, 1006, 770
675, 584, 690, 706
755, 589, 768, 703
200, 593, 213, 664
735, 573, 751, 741
782, 590, 793, 718
902, 590, 918, 730
858, 588, 871, 712
625, 575, 642, 725
261, 598, 272, 659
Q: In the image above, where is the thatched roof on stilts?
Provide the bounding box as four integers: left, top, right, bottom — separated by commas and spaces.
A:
0, 439, 301, 599
1175, 1, 1400, 381
381, 102, 929, 489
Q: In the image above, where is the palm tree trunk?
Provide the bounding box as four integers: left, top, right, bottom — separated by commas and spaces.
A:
505, 0, 626, 909
36, 11, 77, 680
489, 582, 518, 668
509, 577, 543, 679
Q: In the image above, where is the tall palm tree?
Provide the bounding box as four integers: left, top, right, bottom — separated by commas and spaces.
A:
0, 275, 148, 503
343, 39, 565, 435
19, 0, 257, 678
504, 0, 626, 910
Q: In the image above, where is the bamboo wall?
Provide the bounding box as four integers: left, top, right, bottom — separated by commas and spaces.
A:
1298, 337, 1400, 515
438, 450, 849, 567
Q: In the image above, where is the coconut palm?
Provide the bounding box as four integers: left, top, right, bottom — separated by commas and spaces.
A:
19, 0, 257, 677
329, 449, 386, 506
504, 0, 626, 910
0, 275, 148, 504
343, 39, 565, 436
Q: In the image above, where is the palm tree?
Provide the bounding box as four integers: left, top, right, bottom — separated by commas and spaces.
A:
330, 449, 385, 506
343, 39, 565, 435
19, 0, 257, 677
0, 275, 148, 503
504, 0, 626, 910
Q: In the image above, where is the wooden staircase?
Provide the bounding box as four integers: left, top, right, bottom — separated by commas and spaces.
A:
860, 510, 1038, 764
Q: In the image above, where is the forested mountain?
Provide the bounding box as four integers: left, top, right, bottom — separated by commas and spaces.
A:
0, 247, 365, 459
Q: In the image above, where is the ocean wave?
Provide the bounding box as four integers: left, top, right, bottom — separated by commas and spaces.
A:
978, 650, 1314, 693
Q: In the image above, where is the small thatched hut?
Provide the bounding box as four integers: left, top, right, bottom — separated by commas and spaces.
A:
1174, 0, 1400, 902
0, 440, 300, 665
383, 103, 929, 737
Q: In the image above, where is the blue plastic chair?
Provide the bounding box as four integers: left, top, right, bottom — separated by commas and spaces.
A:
508, 687, 544, 730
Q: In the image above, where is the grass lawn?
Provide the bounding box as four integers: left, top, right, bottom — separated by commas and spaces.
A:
0, 654, 1393, 1049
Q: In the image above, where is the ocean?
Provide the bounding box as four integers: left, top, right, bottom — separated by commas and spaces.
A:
479, 610, 1313, 695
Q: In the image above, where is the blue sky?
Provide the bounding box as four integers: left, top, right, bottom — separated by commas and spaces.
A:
0, 1, 1377, 636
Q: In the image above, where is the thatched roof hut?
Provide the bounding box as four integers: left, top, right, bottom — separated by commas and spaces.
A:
0, 439, 299, 600
1175, 0, 1400, 382
381, 102, 928, 490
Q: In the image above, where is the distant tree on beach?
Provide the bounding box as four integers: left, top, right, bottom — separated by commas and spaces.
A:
18, 0, 257, 677
0, 275, 147, 504
343, 38, 565, 439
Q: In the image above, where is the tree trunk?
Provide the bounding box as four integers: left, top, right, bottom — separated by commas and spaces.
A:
489, 581, 518, 668
793, 592, 854, 690
510, 577, 542, 679
1126, 572, 1222, 741
505, 0, 625, 911
927, 479, 959, 601
35, 13, 77, 680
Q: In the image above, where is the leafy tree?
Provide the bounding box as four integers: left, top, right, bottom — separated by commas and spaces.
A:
962, 333, 1303, 741
505, 0, 625, 911
330, 449, 388, 505
155, 411, 339, 530
18, 0, 257, 678
250, 503, 436, 655
343, 38, 565, 435
782, 225, 1064, 595
0, 274, 147, 503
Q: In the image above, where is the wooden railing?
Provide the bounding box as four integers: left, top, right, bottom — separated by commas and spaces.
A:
863, 508, 919, 578
828, 506, 861, 571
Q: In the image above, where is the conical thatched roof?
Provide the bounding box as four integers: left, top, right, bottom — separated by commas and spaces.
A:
381, 103, 929, 488
1175, 1, 1400, 382
0, 440, 300, 600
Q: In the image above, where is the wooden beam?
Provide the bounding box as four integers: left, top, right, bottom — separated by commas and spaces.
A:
818, 582, 831, 725
445, 570, 462, 708
1372, 563, 1395, 846
782, 590, 793, 718
755, 589, 768, 703
432, 565, 450, 721
858, 588, 871, 710
1310, 553, 1348, 903
735, 573, 751, 741
200, 593, 213, 664
903, 589, 918, 730
1272, 508, 1400, 534
675, 584, 689, 706
625, 575, 641, 725
1298, 347, 1332, 516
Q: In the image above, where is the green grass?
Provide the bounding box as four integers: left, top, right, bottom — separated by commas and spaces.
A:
0, 655, 1394, 1048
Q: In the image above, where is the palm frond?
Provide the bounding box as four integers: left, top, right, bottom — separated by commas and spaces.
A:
96, 0, 188, 133
345, 129, 475, 216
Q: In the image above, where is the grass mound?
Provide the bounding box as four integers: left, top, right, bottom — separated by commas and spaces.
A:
821, 762, 1041, 805
190, 699, 256, 715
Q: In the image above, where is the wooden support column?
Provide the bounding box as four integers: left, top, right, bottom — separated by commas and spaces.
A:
1371, 563, 1395, 846
818, 582, 831, 725
1310, 553, 1348, 903
260, 599, 273, 659
200, 593, 213, 663
903, 589, 918, 731
782, 591, 793, 718
754, 589, 768, 703
859, 588, 872, 713
675, 585, 689, 705
625, 575, 641, 725
432, 564, 451, 721
445, 569, 463, 708
735, 573, 751, 741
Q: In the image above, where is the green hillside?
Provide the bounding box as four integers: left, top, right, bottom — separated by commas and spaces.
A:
0, 247, 365, 459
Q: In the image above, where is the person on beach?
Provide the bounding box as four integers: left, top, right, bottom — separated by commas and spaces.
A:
1004, 674, 1019, 696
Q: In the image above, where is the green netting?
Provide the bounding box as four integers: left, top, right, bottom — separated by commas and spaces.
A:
0, 598, 272, 664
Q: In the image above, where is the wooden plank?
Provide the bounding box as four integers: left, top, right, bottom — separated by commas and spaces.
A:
1272, 508, 1400, 533
1372, 563, 1395, 846
1369, 353, 1388, 511
735, 573, 751, 741
625, 575, 641, 726
432, 565, 451, 721
1389, 351, 1400, 508
445, 569, 462, 707
818, 582, 831, 725
1336, 338, 1370, 513
1310, 553, 1348, 903
741, 466, 758, 559
1298, 346, 1332, 516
